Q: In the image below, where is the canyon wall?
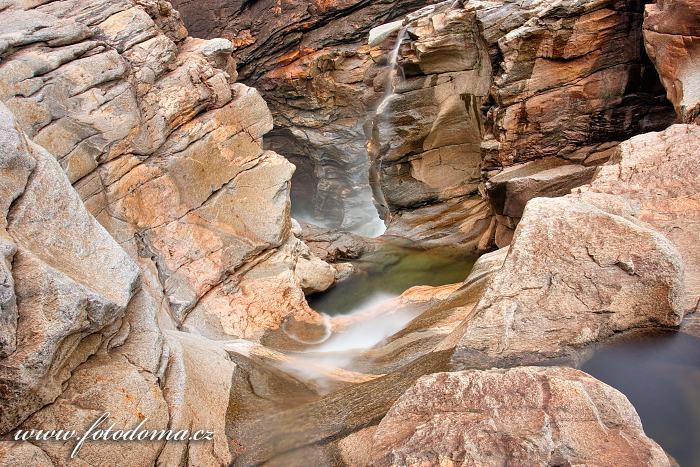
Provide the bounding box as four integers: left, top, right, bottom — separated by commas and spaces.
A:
170, 0, 436, 234
370, 0, 675, 248
0, 0, 698, 465
170, 0, 676, 250
0, 1, 332, 462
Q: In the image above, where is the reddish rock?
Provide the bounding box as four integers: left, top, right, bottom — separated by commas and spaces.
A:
371, 367, 671, 467
576, 124, 700, 313
644, 0, 700, 124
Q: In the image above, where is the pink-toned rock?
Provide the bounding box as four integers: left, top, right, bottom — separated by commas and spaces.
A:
371, 367, 671, 467
453, 196, 685, 369
576, 124, 700, 313
0, 0, 332, 341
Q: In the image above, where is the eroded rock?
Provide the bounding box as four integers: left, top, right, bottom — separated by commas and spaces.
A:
576, 124, 700, 314
452, 196, 685, 369
371, 367, 671, 467
644, 0, 700, 124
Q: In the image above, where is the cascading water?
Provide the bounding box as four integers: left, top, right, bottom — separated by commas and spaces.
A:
377, 26, 408, 116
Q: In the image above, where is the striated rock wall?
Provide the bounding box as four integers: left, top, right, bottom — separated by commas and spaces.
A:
0, 0, 333, 341
169, 0, 435, 233
371, 0, 675, 248
168, 0, 676, 249
0, 0, 332, 462
643, 0, 700, 124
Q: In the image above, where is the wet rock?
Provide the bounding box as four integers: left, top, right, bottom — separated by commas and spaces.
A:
168, 0, 434, 232
371, 367, 671, 467
643, 0, 700, 124
452, 196, 685, 369
298, 222, 378, 263
385, 197, 494, 253
575, 124, 700, 314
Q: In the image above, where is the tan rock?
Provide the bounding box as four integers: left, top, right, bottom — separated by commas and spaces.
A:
18, 355, 169, 466
452, 196, 685, 369
0, 442, 53, 466
371, 367, 671, 467
0, 0, 328, 342
0, 102, 140, 434
576, 124, 700, 313
159, 331, 237, 466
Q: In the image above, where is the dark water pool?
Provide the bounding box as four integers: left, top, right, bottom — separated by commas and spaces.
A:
308, 246, 475, 316
582, 331, 700, 466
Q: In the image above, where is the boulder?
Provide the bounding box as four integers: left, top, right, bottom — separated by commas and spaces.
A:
576, 124, 700, 313
371, 367, 671, 467
452, 196, 685, 369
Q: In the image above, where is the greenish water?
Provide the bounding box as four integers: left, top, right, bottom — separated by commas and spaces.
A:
583, 331, 700, 466
308, 246, 476, 316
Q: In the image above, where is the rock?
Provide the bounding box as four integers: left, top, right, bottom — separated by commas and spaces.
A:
0, 0, 332, 341
371, 367, 671, 467
385, 197, 494, 253
167, 0, 674, 248
486, 157, 598, 245
369, 21, 404, 47
369, 5, 491, 222
0, 102, 140, 434
294, 243, 337, 294
17, 355, 169, 466
452, 196, 685, 369
368, 0, 674, 248
575, 124, 700, 313
643, 0, 700, 124
0, 442, 53, 466
299, 222, 377, 263
182, 236, 327, 341
167, 0, 434, 233
159, 331, 238, 466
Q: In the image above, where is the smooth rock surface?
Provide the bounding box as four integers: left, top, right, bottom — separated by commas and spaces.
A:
644, 0, 700, 124
576, 124, 700, 314
452, 196, 685, 369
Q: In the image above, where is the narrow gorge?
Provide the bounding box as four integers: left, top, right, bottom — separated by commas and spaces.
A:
0, 0, 698, 466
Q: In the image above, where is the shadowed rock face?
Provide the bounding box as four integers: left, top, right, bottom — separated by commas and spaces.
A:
369, 0, 675, 248
168, 0, 435, 233
644, 0, 700, 124
169, 0, 675, 248
371, 367, 671, 467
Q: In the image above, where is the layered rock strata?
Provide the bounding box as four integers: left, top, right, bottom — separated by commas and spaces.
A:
643, 0, 700, 124
171, 0, 676, 248
168, 0, 436, 233
0, 0, 333, 342
0, 0, 333, 463
369, 0, 675, 247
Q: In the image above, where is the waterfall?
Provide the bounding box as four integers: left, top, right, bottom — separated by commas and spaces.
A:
377, 26, 408, 116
